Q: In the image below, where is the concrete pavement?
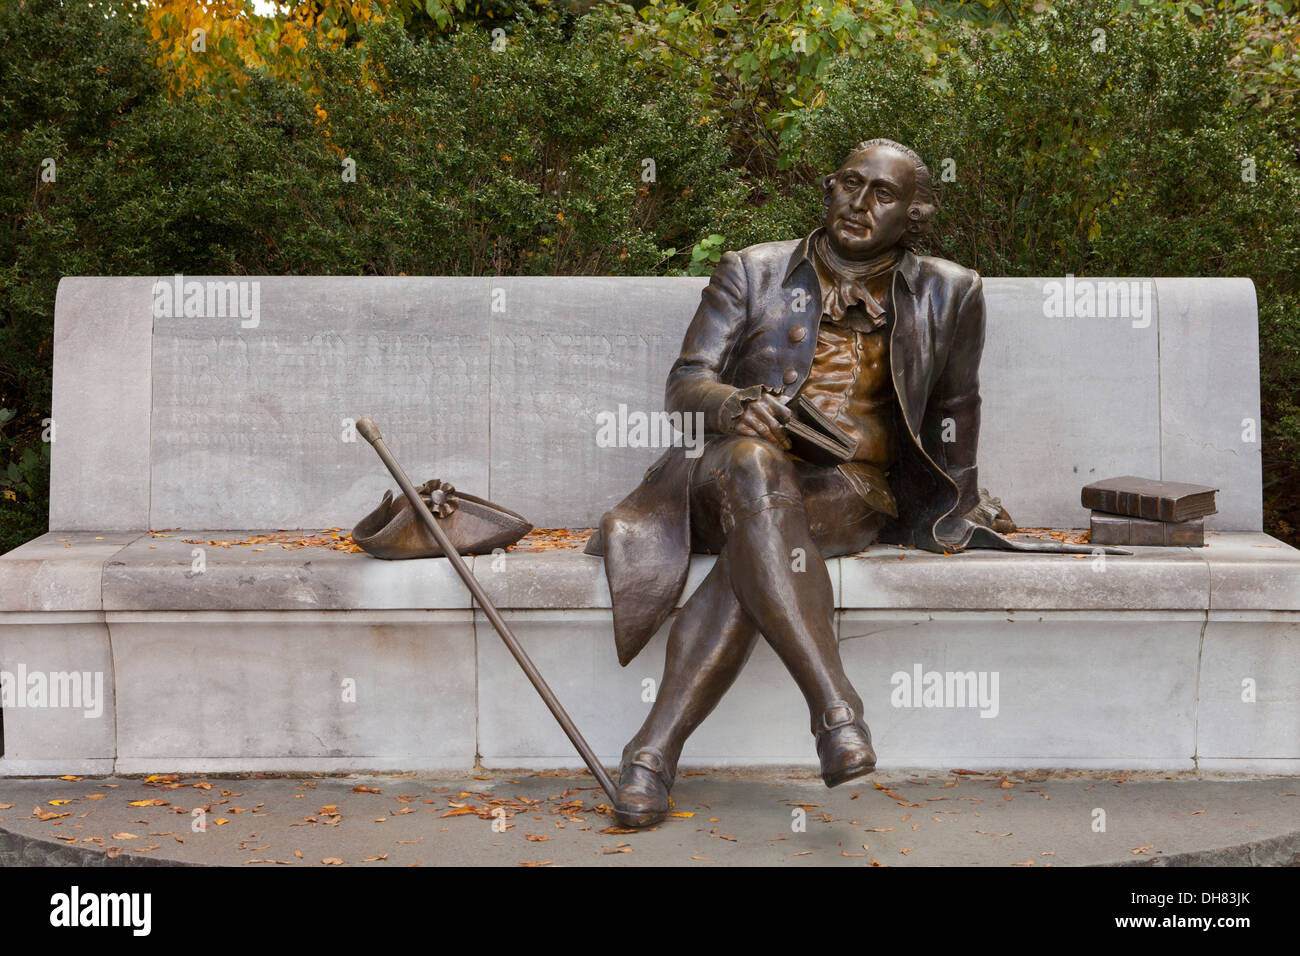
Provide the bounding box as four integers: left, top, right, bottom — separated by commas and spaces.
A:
1, 768, 1296, 867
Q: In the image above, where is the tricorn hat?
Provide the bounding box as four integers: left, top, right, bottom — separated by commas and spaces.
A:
352, 478, 532, 559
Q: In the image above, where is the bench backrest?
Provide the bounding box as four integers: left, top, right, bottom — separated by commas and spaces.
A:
50, 274, 1261, 532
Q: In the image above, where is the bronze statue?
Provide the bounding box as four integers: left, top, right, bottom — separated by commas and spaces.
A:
585, 138, 1119, 828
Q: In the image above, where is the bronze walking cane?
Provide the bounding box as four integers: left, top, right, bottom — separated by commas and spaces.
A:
355, 417, 618, 804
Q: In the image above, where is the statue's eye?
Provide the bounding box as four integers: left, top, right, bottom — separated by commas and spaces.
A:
877, 188, 895, 202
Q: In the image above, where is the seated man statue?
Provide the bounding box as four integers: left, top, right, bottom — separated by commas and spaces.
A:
584, 137, 1095, 828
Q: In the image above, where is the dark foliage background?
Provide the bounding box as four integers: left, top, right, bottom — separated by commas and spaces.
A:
1, 0, 1296, 550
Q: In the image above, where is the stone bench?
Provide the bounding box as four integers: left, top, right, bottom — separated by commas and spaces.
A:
0, 274, 1295, 776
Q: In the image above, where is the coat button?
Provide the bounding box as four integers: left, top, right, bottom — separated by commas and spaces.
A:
782, 369, 798, 385
789, 326, 807, 343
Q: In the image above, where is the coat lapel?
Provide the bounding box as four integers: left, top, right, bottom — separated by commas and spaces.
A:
781, 235, 822, 349
888, 251, 928, 438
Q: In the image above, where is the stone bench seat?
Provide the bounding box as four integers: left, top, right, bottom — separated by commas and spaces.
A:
5, 529, 1298, 614
2, 527, 1295, 777
1, 274, 1296, 776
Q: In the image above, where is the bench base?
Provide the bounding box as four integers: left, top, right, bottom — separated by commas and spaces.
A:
1, 531, 1297, 775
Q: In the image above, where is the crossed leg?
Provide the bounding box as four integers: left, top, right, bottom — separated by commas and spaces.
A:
624, 547, 760, 781
616, 436, 885, 817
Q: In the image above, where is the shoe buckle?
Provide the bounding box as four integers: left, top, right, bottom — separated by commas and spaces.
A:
630, 749, 665, 775
818, 700, 855, 734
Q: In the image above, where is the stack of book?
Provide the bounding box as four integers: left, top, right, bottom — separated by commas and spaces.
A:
1082, 476, 1219, 547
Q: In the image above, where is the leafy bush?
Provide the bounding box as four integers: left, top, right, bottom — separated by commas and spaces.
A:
0, 2, 745, 550
0, 0, 1297, 550
800, 1, 1300, 539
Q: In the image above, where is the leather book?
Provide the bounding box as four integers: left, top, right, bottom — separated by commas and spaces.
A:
783, 395, 856, 466
1090, 511, 1205, 547
1080, 475, 1218, 522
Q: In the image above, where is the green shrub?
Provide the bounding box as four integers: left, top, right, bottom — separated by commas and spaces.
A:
801, 5, 1300, 544
0, 0, 1297, 550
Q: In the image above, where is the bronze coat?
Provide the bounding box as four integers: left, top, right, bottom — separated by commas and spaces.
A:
586, 237, 988, 665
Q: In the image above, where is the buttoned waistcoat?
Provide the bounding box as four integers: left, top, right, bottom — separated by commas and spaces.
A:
585, 237, 989, 665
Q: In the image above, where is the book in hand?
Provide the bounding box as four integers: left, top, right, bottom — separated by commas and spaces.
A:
1090, 511, 1205, 547
1080, 475, 1218, 523
783, 395, 857, 466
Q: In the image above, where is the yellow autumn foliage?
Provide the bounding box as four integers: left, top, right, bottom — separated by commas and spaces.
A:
139, 0, 389, 97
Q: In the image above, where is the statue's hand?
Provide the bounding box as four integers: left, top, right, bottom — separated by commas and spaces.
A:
720, 385, 792, 451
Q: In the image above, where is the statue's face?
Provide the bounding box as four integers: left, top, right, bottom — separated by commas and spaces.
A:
822, 146, 917, 260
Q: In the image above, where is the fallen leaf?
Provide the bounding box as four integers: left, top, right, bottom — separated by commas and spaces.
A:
111, 832, 138, 840
321, 857, 344, 866
440, 806, 478, 818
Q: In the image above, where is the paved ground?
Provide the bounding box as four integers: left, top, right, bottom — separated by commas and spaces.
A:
1, 769, 1296, 867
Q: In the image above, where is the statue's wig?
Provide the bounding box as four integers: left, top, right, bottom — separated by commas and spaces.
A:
821, 138, 937, 250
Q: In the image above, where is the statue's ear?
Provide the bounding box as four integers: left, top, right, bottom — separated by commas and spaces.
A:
821, 173, 836, 194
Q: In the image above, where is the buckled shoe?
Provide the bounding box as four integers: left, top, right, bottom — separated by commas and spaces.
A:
815, 699, 877, 788
612, 745, 673, 828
